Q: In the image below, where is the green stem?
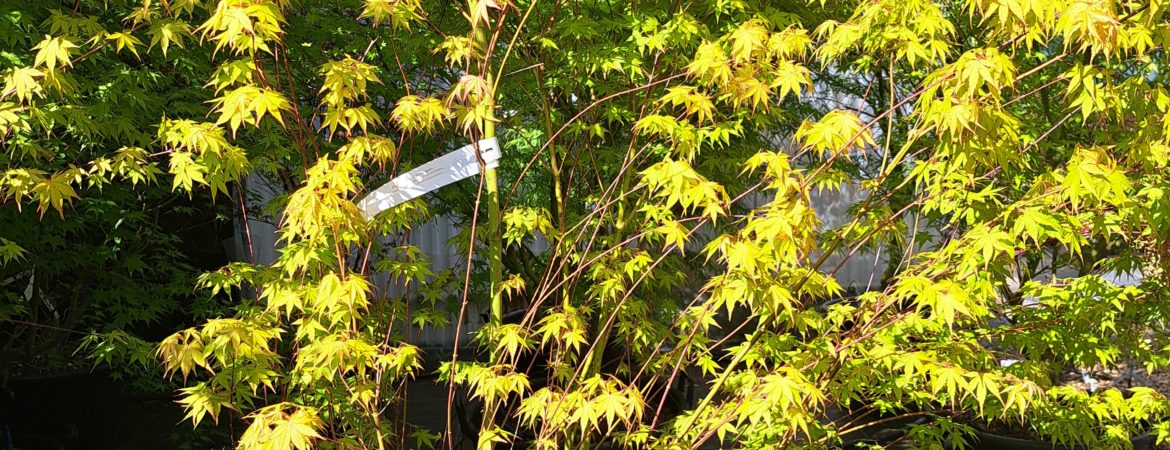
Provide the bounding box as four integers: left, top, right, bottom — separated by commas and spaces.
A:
535, 66, 568, 308
486, 163, 503, 330
473, 22, 504, 335
473, 16, 506, 450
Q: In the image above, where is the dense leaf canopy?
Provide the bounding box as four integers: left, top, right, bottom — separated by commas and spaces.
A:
4, 0, 1170, 449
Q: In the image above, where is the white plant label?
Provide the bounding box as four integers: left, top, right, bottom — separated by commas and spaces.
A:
357, 138, 500, 220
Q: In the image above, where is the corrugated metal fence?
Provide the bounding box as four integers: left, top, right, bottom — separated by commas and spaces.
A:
224, 171, 890, 349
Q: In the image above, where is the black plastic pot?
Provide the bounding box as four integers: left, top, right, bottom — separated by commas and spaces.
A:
968, 431, 1156, 450
870, 425, 1157, 450
1, 431, 64, 450
839, 414, 931, 448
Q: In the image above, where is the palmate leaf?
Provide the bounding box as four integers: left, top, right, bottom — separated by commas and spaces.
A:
1002, 379, 1042, 417
197, 2, 285, 56
239, 404, 323, 450
31, 169, 80, 218
730, 70, 772, 110
969, 0, 1054, 30
502, 206, 554, 246
209, 85, 290, 134
206, 60, 257, 93
1012, 207, 1063, 244
964, 225, 1014, 266
770, 60, 812, 100
493, 324, 533, 360
435, 35, 475, 65
950, 47, 1016, 97
767, 27, 812, 59
360, 0, 423, 29
898, 276, 982, 328
31, 35, 77, 70
594, 391, 629, 429
687, 41, 732, 86
655, 220, 689, 251
361, 0, 396, 27
169, 151, 206, 193
177, 382, 232, 426
103, 31, 143, 57
966, 372, 1001, 413
411, 428, 441, 450
728, 20, 768, 63
1062, 146, 1131, 209
2, 67, 44, 103
0, 102, 25, 136
148, 20, 192, 56
318, 58, 382, 107
267, 409, 323, 450
1056, 0, 1120, 56
1064, 64, 1108, 121
260, 284, 304, 316
43, 9, 99, 38
2, 168, 47, 207
391, 95, 450, 134
659, 86, 716, 123
633, 114, 680, 137
477, 427, 513, 450
339, 135, 397, 166
0, 238, 26, 265
795, 110, 875, 156
455, 101, 496, 134
322, 105, 381, 136
930, 365, 968, 402
157, 329, 209, 380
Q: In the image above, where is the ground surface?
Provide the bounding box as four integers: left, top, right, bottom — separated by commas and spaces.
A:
1062, 364, 1170, 395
